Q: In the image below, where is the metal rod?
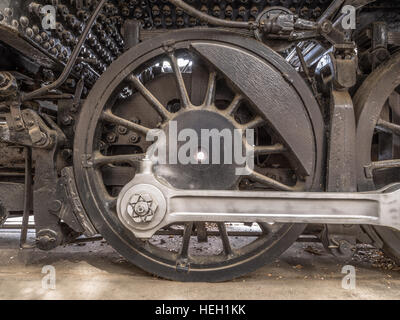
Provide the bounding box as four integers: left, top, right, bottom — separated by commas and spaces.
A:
72, 236, 103, 243
21, 0, 107, 102
296, 46, 311, 80
1, 224, 35, 230
20, 147, 33, 249
317, 0, 345, 24
168, 0, 255, 30
0, 172, 25, 177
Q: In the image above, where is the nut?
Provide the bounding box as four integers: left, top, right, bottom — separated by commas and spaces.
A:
127, 193, 158, 223
129, 133, 140, 144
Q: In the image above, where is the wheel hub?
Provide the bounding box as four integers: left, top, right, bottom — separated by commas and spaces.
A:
154, 109, 243, 190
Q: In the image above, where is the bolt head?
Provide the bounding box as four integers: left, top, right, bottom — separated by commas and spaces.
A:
106, 132, 117, 143
321, 21, 333, 34
117, 125, 128, 135
127, 193, 158, 223
129, 134, 140, 144
134, 201, 149, 215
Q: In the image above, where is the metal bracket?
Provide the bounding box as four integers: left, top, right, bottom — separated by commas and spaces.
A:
326, 90, 357, 192
3, 108, 56, 149
9, 101, 24, 131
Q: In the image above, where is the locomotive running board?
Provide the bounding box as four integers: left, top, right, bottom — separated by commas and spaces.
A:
116, 160, 400, 238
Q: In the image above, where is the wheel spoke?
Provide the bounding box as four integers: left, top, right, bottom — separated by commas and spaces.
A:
364, 159, 400, 178
376, 119, 400, 136
101, 111, 150, 135
203, 71, 217, 106
169, 53, 191, 108
247, 169, 295, 191
93, 151, 145, 167
241, 116, 264, 130
129, 75, 172, 120
225, 94, 243, 116
179, 222, 193, 259
195, 222, 208, 242
253, 143, 286, 155
218, 222, 233, 256
105, 196, 118, 210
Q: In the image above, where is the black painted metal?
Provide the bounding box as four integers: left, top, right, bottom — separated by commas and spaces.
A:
72, 29, 324, 281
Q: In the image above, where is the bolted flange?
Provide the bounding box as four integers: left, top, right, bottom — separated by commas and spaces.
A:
36, 229, 59, 251
117, 180, 167, 234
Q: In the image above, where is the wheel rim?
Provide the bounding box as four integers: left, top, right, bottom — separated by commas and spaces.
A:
355, 52, 400, 264
74, 30, 323, 281
355, 51, 400, 191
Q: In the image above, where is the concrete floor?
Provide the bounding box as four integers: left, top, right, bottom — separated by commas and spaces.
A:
0, 230, 399, 300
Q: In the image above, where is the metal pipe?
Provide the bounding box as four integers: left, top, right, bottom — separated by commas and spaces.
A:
168, 0, 256, 30
21, 0, 107, 102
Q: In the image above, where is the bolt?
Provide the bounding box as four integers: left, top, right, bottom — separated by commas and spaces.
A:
66, 78, 76, 88
32, 25, 39, 34
129, 133, 140, 144
98, 141, 106, 151
49, 200, 62, 213
134, 202, 149, 215
61, 114, 73, 126
4, 7, 13, 18
34, 132, 48, 146
11, 19, 18, 28
19, 16, 29, 27
106, 132, 117, 143
320, 21, 333, 34
117, 125, 128, 135
36, 229, 58, 251
127, 193, 157, 223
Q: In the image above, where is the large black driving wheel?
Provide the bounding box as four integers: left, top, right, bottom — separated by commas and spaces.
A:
73, 29, 324, 282
355, 51, 400, 264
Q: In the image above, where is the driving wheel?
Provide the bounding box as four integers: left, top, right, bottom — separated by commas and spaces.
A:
73, 29, 324, 281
